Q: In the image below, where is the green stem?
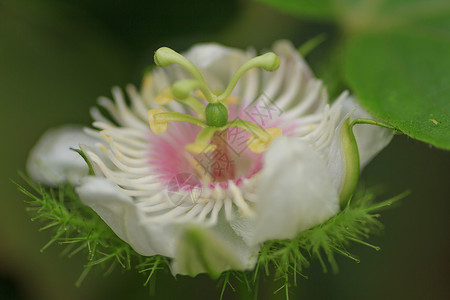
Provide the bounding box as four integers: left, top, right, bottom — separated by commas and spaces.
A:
154, 112, 207, 128
154, 47, 216, 102
340, 117, 397, 206
172, 79, 216, 104
351, 118, 398, 131
298, 33, 327, 57
178, 96, 206, 119
339, 118, 360, 206
194, 127, 219, 145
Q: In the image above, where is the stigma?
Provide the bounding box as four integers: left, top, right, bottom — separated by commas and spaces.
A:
146, 46, 283, 158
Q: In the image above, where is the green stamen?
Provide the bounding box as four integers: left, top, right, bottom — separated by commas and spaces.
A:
217, 52, 280, 102
185, 127, 220, 154
154, 47, 215, 102
172, 79, 215, 104
177, 96, 206, 119
155, 85, 205, 119
151, 47, 282, 155
154, 112, 207, 128
195, 127, 220, 144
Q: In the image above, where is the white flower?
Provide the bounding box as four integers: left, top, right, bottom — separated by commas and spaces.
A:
26, 40, 393, 277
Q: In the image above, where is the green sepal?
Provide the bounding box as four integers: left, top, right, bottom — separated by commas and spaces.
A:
205, 103, 228, 127
176, 225, 242, 279
16, 173, 407, 296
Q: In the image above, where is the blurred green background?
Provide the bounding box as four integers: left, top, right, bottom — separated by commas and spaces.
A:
0, 0, 449, 299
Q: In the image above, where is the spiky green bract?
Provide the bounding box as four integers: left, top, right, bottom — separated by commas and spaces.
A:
15, 173, 407, 299
14, 174, 169, 287
218, 189, 409, 300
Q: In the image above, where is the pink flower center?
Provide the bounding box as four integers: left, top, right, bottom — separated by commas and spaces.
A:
148, 104, 295, 189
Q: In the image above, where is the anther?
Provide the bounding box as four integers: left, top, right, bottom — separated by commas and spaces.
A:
147, 109, 168, 134
247, 128, 282, 153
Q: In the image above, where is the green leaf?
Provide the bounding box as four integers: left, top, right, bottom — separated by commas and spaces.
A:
17, 174, 407, 296
344, 0, 450, 149
256, 0, 450, 149
345, 16, 450, 149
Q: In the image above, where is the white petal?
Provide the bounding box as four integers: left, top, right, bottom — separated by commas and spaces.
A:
305, 95, 394, 195
316, 95, 350, 193
26, 125, 98, 186
229, 213, 257, 246
263, 40, 326, 115
76, 177, 179, 257
250, 136, 340, 245
184, 43, 247, 88
171, 215, 258, 278
185, 44, 239, 67
272, 40, 313, 78
76, 177, 258, 276
341, 97, 394, 167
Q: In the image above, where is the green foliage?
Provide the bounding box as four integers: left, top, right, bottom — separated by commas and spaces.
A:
345, 19, 450, 149
298, 33, 328, 57
241, 190, 408, 299
257, 0, 335, 20
14, 175, 169, 287
256, 0, 450, 150
16, 175, 407, 298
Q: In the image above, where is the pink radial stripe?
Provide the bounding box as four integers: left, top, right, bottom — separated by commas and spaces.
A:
147, 103, 296, 189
